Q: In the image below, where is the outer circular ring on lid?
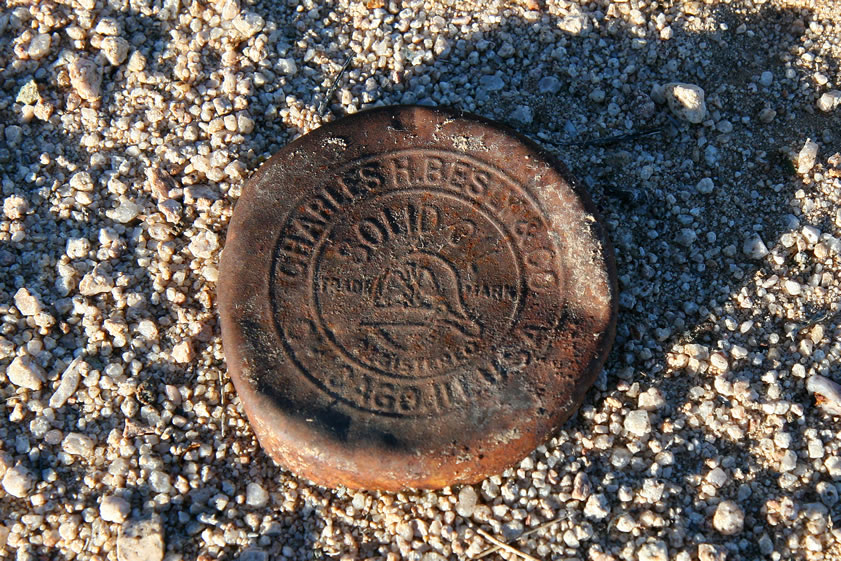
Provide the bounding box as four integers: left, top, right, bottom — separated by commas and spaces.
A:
218, 105, 617, 490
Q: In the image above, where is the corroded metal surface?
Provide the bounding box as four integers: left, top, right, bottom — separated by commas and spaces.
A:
218, 105, 617, 490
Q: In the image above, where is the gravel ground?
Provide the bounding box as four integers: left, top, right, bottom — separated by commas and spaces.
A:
2, 0, 841, 560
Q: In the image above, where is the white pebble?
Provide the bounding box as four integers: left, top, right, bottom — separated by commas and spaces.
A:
706, 467, 728, 488
1, 465, 33, 498
456, 485, 478, 517
27, 33, 52, 59
107, 199, 143, 223
712, 500, 744, 535
62, 432, 94, 456
101, 37, 130, 65
234, 11, 265, 38
149, 471, 172, 494
638, 388, 665, 411
101, 495, 131, 523
797, 138, 819, 174
277, 57, 297, 76
8, 356, 46, 391
665, 82, 707, 123
3, 195, 28, 220
14, 287, 42, 316
806, 375, 841, 416
172, 341, 194, 363
69, 57, 102, 101
802, 225, 821, 245
710, 352, 729, 372
79, 267, 114, 296
246, 482, 269, 508
117, 517, 165, 561
783, 280, 801, 296
638, 540, 668, 561
698, 543, 727, 561
16, 80, 40, 105
188, 230, 219, 259
817, 90, 841, 112
50, 357, 84, 408
137, 320, 160, 341
572, 471, 591, 500
583, 493, 610, 520
624, 410, 651, 437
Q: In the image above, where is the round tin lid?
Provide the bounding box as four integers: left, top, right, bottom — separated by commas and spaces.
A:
218, 105, 617, 490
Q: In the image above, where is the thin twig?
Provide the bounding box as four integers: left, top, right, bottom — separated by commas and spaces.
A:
318, 56, 353, 116
219, 369, 226, 438
475, 528, 541, 561
476, 516, 564, 559
560, 125, 664, 148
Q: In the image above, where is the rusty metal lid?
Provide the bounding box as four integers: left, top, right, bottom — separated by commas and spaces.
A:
218, 105, 617, 490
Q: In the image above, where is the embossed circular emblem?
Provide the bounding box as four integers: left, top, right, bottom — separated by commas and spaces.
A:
219, 106, 617, 490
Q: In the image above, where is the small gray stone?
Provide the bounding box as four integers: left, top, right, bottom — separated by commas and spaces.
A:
5, 126, 22, 146
500, 519, 524, 540
742, 234, 768, 259
510, 105, 533, 125
239, 549, 268, 561
758, 534, 774, 555
117, 517, 165, 561
759, 71, 774, 87
696, 177, 715, 194
538, 76, 561, 94
676, 228, 697, 247
277, 57, 297, 76
479, 74, 505, 91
